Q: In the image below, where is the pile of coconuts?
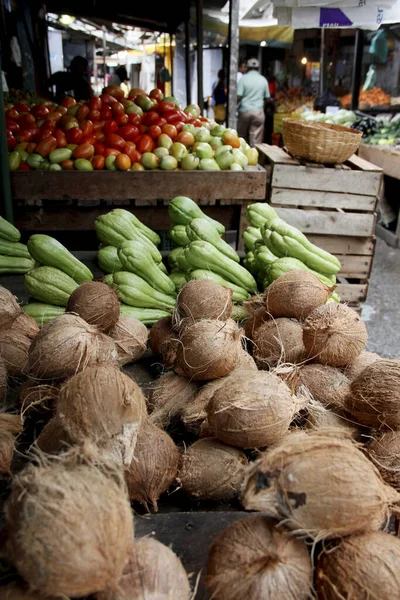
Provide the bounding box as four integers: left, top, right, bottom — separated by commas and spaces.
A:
1, 266, 400, 599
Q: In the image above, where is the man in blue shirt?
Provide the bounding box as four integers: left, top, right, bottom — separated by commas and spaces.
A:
237, 58, 270, 147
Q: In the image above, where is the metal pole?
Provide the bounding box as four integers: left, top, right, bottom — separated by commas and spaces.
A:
196, 0, 204, 113
351, 29, 364, 111
103, 26, 107, 89
170, 33, 174, 96
227, 0, 239, 128
319, 28, 327, 95
185, 19, 191, 105
0, 41, 14, 223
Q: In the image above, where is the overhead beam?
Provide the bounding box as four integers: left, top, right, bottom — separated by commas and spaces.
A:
227, 0, 239, 128
351, 30, 364, 111
196, 0, 204, 113
185, 19, 191, 106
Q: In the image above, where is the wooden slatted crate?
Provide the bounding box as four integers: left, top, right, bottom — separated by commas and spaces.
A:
256, 144, 383, 309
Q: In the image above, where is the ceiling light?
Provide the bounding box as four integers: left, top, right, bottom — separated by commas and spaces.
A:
301, 56, 307, 65
260, 41, 267, 47
59, 14, 75, 25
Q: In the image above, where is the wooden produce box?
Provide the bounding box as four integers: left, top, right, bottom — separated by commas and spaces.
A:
257, 144, 383, 309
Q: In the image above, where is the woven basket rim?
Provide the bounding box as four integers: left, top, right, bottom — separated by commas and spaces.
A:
283, 118, 362, 139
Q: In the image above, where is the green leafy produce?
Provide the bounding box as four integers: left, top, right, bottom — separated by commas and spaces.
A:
22, 303, 66, 326
168, 196, 225, 235
119, 241, 176, 297
24, 266, 79, 306
27, 235, 93, 283
105, 271, 175, 311
186, 218, 239, 263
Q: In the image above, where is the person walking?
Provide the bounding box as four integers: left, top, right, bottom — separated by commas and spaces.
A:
211, 70, 227, 124
237, 60, 247, 84
237, 58, 270, 147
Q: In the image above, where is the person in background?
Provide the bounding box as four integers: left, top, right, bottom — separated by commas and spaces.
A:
49, 56, 93, 103
237, 58, 270, 147
108, 65, 128, 87
212, 70, 227, 124
237, 60, 247, 85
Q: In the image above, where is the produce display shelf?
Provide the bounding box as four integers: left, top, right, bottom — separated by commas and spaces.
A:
10, 167, 267, 252
256, 144, 383, 311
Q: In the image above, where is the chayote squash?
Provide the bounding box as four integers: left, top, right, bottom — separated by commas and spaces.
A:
168, 196, 225, 235
118, 241, 176, 297
186, 218, 239, 263
105, 271, 175, 311
28, 235, 93, 283
24, 266, 79, 306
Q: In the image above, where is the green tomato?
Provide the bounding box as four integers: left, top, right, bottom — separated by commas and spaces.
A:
184, 104, 200, 118
245, 148, 259, 166
8, 151, 21, 171
67, 105, 79, 116
199, 158, 220, 171
215, 149, 234, 170
164, 95, 181, 107
126, 103, 143, 117
158, 133, 173, 150
154, 147, 169, 159
142, 152, 159, 170
195, 127, 211, 143
27, 153, 45, 170
170, 142, 188, 161
195, 143, 213, 160
215, 144, 234, 158
209, 137, 223, 151
240, 137, 250, 151
182, 124, 196, 135
181, 154, 200, 170
160, 155, 178, 170
232, 149, 249, 168
74, 158, 93, 171
49, 163, 62, 171
211, 124, 226, 137
105, 155, 117, 171
49, 148, 72, 164
230, 162, 243, 171
41, 160, 51, 171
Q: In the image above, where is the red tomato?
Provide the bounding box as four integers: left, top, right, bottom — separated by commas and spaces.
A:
36, 135, 57, 157
166, 111, 182, 125
81, 120, 94, 137
149, 88, 164, 103
58, 115, 79, 132
61, 96, 76, 108
128, 113, 141, 126
115, 113, 128, 126
100, 105, 113, 120
154, 117, 167, 128
66, 127, 83, 145
104, 148, 120, 158
61, 159, 74, 170
94, 131, 105, 143
7, 137, 16, 150
192, 118, 202, 127
177, 131, 195, 147
6, 119, 20, 134
56, 106, 68, 116
124, 144, 142, 164
178, 110, 190, 123
73, 142, 95, 160
47, 110, 63, 122
16, 130, 34, 143
26, 142, 37, 153
77, 105, 90, 121
14, 102, 30, 113
103, 120, 118, 136
94, 142, 106, 155
162, 124, 177, 140
139, 124, 147, 135
112, 102, 125, 116
89, 109, 101, 122
92, 155, 105, 170
175, 122, 184, 133
118, 125, 139, 142
115, 153, 131, 171
200, 117, 209, 122
18, 162, 31, 171
31, 104, 50, 119
105, 133, 126, 151
143, 111, 160, 127
6, 108, 19, 120
104, 85, 125, 100
19, 113, 36, 129
158, 101, 176, 113
136, 134, 154, 154
100, 93, 118, 105
89, 97, 102, 111
54, 130, 67, 148
148, 125, 162, 140
82, 135, 96, 145
93, 120, 105, 132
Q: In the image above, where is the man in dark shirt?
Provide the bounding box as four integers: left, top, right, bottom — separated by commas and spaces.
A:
49, 56, 93, 103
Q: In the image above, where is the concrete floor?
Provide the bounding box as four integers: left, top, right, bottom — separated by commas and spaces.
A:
363, 237, 400, 358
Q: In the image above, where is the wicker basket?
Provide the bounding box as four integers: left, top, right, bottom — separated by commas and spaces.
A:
282, 119, 362, 165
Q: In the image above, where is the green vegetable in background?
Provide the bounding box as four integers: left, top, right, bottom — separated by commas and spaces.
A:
23, 303, 66, 326
120, 305, 171, 325
0, 216, 21, 243
0, 256, 35, 274
105, 271, 175, 311
168, 196, 225, 235
28, 234, 93, 283
243, 227, 262, 252
246, 203, 278, 229
186, 218, 239, 263
119, 240, 176, 297
169, 270, 188, 291
0, 239, 31, 259
95, 213, 162, 262
97, 245, 123, 274
189, 269, 249, 301
24, 266, 79, 306
111, 209, 161, 246
168, 224, 190, 247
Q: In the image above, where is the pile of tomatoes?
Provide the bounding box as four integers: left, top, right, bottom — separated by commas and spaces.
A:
5, 85, 248, 172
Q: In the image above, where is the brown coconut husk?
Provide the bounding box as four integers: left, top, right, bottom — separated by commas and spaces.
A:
108, 316, 148, 366
0, 413, 22, 475
315, 531, 400, 600
303, 304, 367, 367
177, 438, 247, 501
294, 363, 350, 413
0, 356, 7, 402
173, 279, 233, 328
57, 364, 146, 466
264, 270, 333, 320
345, 359, 400, 429
149, 316, 178, 367
96, 537, 191, 600
366, 431, 400, 490
28, 313, 118, 380
35, 416, 72, 453
0, 313, 39, 377
1, 583, 57, 600
207, 515, 312, 600
0, 285, 22, 330
242, 429, 400, 540
174, 318, 243, 381
304, 398, 357, 437
344, 350, 381, 381
253, 318, 306, 369
243, 306, 270, 341
148, 371, 199, 429
18, 380, 59, 416
125, 419, 180, 512
5, 458, 134, 598
67, 281, 120, 333
207, 371, 302, 448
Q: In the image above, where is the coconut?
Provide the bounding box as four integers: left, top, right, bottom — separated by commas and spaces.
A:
0, 356, 7, 402
108, 316, 148, 366
238, 349, 258, 371
244, 306, 270, 340
67, 281, 120, 333
177, 438, 247, 501
96, 537, 191, 600
175, 318, 243, 381
125, 419, 180, 511
0, 583, 56, 600
242, 429, 400, 540
35, 416, 72, 453
345, 359, 400, 429
366, 431, 400, 489
5, 459, 134, 597
28, 313, 118, 380
294, 363, 350, 412
57, 364, 146, 466
305, 398, 357, 436
0, 413, 22, 475
315, 531, 400, 600
148, 371, 199, 429
18, 380, 59, 416
264, 270, 333, 320
253, 318, 306, 368
173, 279, 233, 328
149, 316, 178, 367
344, 350, 381, 381
0, 284, 22, 329
207, 371, 302, 448
207, 515, 312, 600
303, 303, 367, 367
0, 313, 39, 377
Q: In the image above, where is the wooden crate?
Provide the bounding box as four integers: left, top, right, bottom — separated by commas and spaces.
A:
257, 144, 383, 308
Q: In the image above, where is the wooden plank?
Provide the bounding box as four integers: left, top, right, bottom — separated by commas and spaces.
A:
346, 153, 382, 172
307, 235, 375, 256
272, 164, 382, 197
270, 188, 376, 212
336, 282, 368, 303
256, 143, 298, 165
338, 255, 373, 278
375, 223, 400, 248
11, 168, 267, 203
275, 207, 376, 237
358, 144, 400, 180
